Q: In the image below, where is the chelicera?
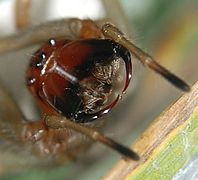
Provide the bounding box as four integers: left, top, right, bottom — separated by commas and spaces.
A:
19, 19, 191, 161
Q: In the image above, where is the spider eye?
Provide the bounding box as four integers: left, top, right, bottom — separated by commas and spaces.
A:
30, 51, 46, 68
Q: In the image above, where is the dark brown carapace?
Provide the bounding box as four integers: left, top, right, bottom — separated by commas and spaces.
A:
23, 19, 190, 161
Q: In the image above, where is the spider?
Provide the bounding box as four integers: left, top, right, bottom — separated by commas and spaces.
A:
14, 18, 189, 162
0, 3, 191, 165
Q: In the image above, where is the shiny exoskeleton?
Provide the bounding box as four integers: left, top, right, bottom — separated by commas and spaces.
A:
27, 39, 132, 123
23, 19, 189, 161
22, 20, 139, 160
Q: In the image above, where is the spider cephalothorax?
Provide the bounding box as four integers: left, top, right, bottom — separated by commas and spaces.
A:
27, 39, 132, 123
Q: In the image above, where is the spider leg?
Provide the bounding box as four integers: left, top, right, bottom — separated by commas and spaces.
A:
15, 0, 32, 29
0, 84, 27, 150
45, 115, 140, 161
102, 23, 191, 92
0, 19, 101, 54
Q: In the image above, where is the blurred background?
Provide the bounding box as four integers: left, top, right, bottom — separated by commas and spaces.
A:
0, 0, 197, 179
